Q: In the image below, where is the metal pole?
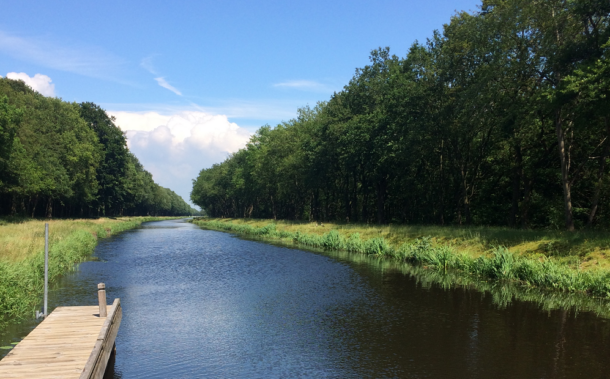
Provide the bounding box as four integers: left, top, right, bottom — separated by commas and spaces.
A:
44, 223, 49, 318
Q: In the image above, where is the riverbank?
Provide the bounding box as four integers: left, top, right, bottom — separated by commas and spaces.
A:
192, 218, 610, 299
0, 217, 178, 320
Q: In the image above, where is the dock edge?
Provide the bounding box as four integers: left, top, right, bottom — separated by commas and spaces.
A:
80, 298, 122, 379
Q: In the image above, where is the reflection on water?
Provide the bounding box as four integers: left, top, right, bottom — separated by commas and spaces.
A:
1, 219, 610, 378
319, 247, 610, 319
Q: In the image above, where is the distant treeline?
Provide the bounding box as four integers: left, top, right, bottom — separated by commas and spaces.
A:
0, 78, 197, 217
192, 0, 610, 230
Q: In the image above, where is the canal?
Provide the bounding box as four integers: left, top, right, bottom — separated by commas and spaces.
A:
2, 218, 610, 378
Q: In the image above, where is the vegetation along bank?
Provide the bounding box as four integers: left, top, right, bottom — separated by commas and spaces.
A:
0, 217, 173, 321
193, 219, 610, 299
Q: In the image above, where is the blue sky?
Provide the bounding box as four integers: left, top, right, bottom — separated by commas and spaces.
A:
1, 0, 482, 206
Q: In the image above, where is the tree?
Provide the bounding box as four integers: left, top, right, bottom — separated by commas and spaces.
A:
79, 102, 130, 216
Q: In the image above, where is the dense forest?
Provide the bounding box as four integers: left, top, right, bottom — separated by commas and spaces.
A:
192, 0, 610, 230
0, 78, 196, 217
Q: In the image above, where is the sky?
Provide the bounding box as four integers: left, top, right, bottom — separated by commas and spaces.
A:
0, 0, 482, 207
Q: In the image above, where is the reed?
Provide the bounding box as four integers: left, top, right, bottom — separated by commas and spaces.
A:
192, 218, 610, 299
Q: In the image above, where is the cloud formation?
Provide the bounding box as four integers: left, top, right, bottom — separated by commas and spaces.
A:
273, 80, 331, 92
109, 110, 251, 205
154, 77, 182, 95
6, 72, 55, 96
139, 56, 182, 95
0, 30, 125, 81
103, 98, 302, 125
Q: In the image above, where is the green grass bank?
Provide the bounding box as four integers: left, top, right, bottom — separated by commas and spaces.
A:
192, 218, 610, 299
0, 217, 177, 321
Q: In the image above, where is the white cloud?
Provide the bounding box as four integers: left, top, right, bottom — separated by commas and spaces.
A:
0, 30, 125, 81
108, 110, 252, 205
109, 111, 170, 132
140, 56, 182, 95
273, 80, 330, 92
154, 77, 182, 95
5, 72, 55, 96
103, 98, 302, 123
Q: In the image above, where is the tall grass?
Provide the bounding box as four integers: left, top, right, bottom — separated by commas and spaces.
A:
193, 219, 610, 299
0, 217, 171, 320
193, 218, 610, 269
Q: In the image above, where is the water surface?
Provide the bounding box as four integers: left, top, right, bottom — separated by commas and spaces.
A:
2, 219, 610, 378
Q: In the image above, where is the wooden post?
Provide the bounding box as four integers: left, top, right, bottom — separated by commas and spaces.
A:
98, 283, 107, 318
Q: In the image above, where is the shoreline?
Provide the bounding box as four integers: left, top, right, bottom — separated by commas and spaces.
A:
191, 218, 610, 314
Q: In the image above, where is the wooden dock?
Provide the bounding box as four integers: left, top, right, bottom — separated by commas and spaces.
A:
0, 289, 122, 379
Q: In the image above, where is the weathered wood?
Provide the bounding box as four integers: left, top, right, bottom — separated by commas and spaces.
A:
0, 299, 122, 379
80, 298, 122, 379
97, 283, 107, 318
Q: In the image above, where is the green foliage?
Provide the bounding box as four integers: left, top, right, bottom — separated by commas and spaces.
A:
78, 102, 129, 216
192, 1, 610, 230
0, 95, 22, 187
0, 78, 194, 217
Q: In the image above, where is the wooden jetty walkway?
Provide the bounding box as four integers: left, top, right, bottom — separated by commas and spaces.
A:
0, 284, 122, 379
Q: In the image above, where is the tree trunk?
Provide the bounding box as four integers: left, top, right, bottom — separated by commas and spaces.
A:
311, 191, 317, 221
46, 197, 53, 219
510, 144, 522, 227
31, 195, 38, 218
555, 109, 575, 231
464, 196, 471, 225
376, 177, 386, 224
461, 171, 472, 225
270, 195, 277, 220
324, 189, 331, 221
10, 195, 17, 215
362, 176, 369, 223
439, 140, 445, 225
308, 194, 313, 222
352, 171, 359, 222
521, 176, 533, 228
588, 118, 610, 227
344, 172, 351, 222
458, 161, 469, 225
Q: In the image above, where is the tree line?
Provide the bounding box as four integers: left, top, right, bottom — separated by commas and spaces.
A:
0, 78, 197, 217
192, 0, 610, 230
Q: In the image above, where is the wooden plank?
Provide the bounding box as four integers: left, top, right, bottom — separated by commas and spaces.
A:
0, 300, 122, 379
80, 298, 122, 379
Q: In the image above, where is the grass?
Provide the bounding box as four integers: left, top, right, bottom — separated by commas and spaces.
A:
0, 216, 176, 321
192, 218, 610, 299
